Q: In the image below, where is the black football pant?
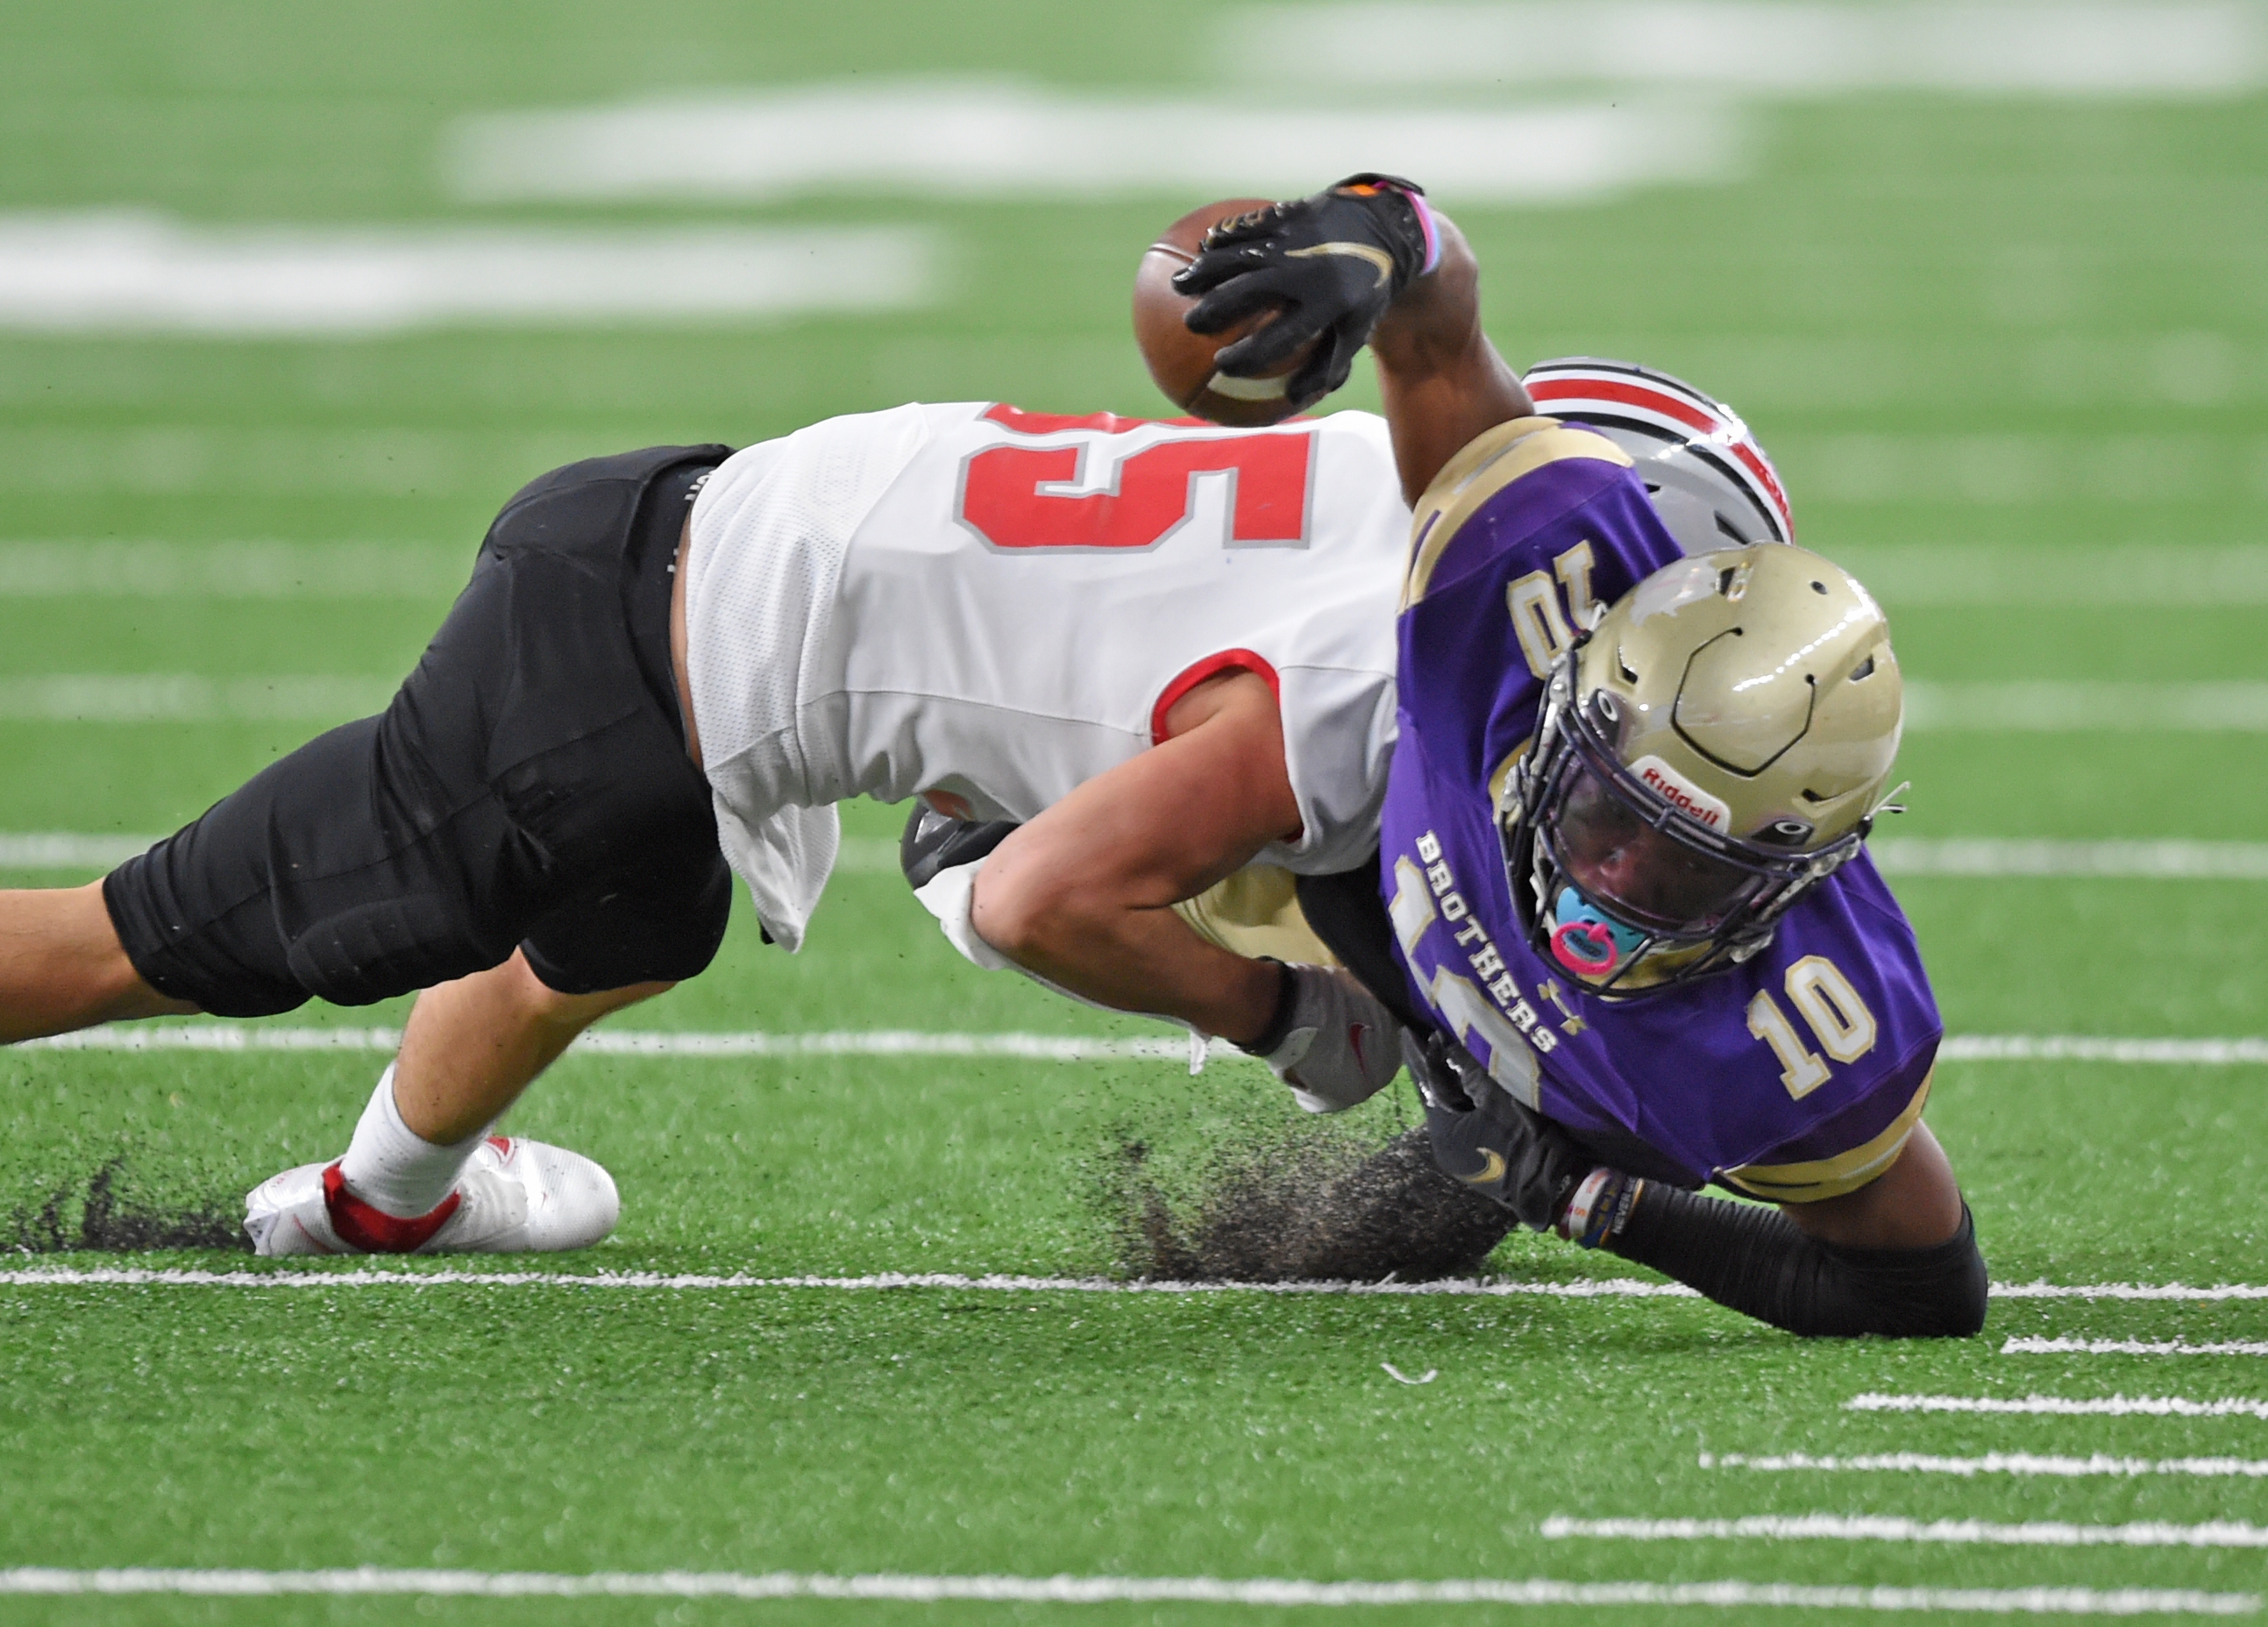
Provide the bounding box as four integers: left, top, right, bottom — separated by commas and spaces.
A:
103, 444, 736, 1016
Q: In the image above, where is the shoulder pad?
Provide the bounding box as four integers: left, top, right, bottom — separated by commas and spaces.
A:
1403, 416, 1632, 607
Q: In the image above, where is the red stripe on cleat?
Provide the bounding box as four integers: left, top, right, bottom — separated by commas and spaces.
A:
321, 1162, 461, 1254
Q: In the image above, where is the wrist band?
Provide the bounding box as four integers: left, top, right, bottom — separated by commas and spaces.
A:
1330, 173, 1442, 278
1393, 187, 1442, 275
1239, 957, 1301, 1057
1562, 1167, 1645, 1249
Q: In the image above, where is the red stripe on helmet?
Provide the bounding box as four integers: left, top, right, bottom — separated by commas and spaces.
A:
1528, 376, 1721, 437
1728, 441, 1794, 536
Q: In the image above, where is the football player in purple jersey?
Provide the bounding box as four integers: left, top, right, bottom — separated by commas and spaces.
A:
1157, 182, 1987, 1337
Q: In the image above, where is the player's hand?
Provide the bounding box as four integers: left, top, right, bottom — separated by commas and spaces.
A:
1171, 174, 1439, 412
1404, 1030, 1589, 1231
1243, 962, 1404, 1113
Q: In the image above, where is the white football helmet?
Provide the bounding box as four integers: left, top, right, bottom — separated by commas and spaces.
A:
1523, 358, 1794, 551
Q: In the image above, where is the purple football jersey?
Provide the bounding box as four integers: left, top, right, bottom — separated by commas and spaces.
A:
1381, 428, 1941, 1196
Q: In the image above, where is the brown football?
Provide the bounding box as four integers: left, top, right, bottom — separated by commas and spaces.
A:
1133, 196, 1314, 428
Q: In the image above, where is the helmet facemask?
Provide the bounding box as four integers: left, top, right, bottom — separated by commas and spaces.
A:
1501, 648, 1867, 1001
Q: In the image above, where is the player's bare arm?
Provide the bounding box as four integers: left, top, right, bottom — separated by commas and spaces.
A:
1781, 1120, 1965, 1251
957, 666, 1404, 1113
1364, 217, 1533, 505
970, 670, 1295, 1045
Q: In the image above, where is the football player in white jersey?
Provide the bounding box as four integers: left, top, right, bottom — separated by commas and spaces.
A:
0, 182, 1466, 1257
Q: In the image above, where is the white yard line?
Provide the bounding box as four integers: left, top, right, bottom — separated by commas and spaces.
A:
1994, 1283, 2268, 1301
1936, 1036, 2268, 1066
0, 1266, 1698, 1297
0, 427, 599, 500
1781, 431, 2268, 508
8, 542, 2264, 608
0, 1567, 2250, 1615
1828, 544, 2268, 609
1239, 2, 2267, 95
3, 1268, 2265, 1304
1544, 1514, 2268, 1549
1873, 838, 2268, 881
0, 832, 903, 872
16, 1022, 2268, 1070
1847, 1394, 2268, 1419
1904, 681, 2268, 733
12, 682, 2268, 730
0, 674, 395, 722
0, 213, 935, 336
16, 1023, 1227, 1062
13, 830, 2268, 885
0, 540, 471, 600
21, 832, 2268, 883
2005, 1337, 2268, 1357
0, 832, 156, 868
1703, 1451, 2268, 1480
448, 82, 1740, 207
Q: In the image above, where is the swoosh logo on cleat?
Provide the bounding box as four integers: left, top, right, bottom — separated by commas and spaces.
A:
1284, 242, 1396, 288
1459, 1148, 1508, 1186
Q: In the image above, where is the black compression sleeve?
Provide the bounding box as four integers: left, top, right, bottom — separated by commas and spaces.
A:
1603, 1184, 1988, 1339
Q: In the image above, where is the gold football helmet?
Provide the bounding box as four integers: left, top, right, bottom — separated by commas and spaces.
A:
1501, 543, 1903, 998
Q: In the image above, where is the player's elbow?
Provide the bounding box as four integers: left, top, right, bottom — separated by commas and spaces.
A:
1821, 1204, 1991, 1340
1930, 1226, 1992, 1339
969, 861, 1102, 970
1945, 1274, 1990, 1339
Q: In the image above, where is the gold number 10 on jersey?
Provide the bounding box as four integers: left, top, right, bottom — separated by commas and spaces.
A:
1745, 955, 1880, 1099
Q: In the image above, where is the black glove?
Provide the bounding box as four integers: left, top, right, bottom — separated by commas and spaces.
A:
1170, 174, 1439, 412
1404, 1030, 1589, 1233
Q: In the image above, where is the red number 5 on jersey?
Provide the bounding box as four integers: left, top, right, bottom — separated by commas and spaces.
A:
959, 406, 1313, 551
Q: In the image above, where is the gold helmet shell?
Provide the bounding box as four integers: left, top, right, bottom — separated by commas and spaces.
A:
1579, 542, 1902, 850
1502, 543, 1903, 998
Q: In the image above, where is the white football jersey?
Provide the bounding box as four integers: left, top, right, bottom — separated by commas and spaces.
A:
684, 401, 1411, 947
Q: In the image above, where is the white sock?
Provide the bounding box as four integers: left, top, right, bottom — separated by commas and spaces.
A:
336, 1064, 486, 1218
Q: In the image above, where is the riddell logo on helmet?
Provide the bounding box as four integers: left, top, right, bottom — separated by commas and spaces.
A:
1630, 756, 1731, 831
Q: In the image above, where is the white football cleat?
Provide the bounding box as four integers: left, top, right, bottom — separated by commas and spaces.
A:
243, 1136, 620, 1257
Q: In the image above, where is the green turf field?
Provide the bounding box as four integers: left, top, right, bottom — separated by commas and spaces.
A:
3, 2, 2267, 1620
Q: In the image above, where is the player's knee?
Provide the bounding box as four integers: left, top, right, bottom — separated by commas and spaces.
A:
75, 892, 151, 998
516, 958, 674, 1025
0, 882, 197, 1036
